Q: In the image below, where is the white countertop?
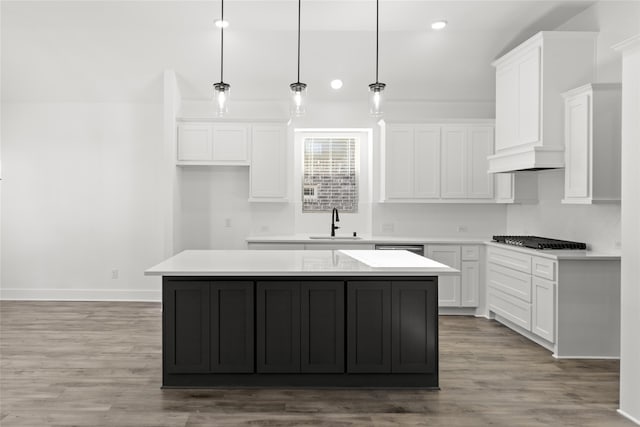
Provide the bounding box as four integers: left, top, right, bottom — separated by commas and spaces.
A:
145, 250, 459, 277
485, 241, 621, 260
246, 234, 489, 245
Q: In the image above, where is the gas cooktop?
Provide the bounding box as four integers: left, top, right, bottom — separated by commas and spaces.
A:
492, 235, 587, 250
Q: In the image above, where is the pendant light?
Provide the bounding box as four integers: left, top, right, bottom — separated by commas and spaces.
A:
213, 0, 230, 116
368, 0, 386, 117
289, 0, 307, 117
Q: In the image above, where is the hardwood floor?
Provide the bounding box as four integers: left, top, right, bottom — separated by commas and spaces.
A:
0, 301, 632, 426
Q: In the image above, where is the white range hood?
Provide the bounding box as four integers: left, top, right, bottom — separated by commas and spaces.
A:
487, 145, 565, 173
488, 31, 597, 173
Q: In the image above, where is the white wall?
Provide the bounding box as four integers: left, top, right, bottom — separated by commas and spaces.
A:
0, 102, 165, 300
615, 34, 640, 426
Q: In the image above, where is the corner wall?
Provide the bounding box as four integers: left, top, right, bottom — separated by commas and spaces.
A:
0, 102, 165, 301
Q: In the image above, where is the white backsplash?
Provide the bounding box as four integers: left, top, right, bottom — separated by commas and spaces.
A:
506, 169, 621, 252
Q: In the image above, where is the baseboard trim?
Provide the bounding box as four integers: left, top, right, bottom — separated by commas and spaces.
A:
617, 409, 640, 425
0, 288, 161, 302
553, 354, 620, 360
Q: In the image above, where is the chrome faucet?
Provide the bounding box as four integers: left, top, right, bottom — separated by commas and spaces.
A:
330, 208, 340, 237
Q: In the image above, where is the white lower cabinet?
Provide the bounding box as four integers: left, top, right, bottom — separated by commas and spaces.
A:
427, 245, 461, 307
460, 261, 479, 307
488, 247, 553, 341
531, 277, 555, 342
427, 244, 480, 308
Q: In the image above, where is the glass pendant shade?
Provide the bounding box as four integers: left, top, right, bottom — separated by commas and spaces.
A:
290, 82, 307, 117
213, 82, 230, 116
369, 82, 385, 117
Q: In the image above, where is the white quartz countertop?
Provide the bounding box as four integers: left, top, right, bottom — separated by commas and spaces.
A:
145, 250, 459, 277
485, 242, 621, 260
246, 234, 489, 244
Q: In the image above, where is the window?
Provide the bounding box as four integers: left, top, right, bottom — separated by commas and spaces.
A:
302, 137, 358, 212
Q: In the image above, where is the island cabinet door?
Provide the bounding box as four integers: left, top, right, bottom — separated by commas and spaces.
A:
163, 281, 211, 374
347, 281, 391, 373
210, 282, 254, 373
300, 281, 345, 373
256, 282, 301, 373
391, 280, 438, 373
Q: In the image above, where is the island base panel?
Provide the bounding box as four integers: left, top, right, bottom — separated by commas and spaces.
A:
162, 276, 438, 388
162, 373, 438, 389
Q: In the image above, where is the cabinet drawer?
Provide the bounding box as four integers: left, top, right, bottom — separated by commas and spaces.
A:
489, 289, 532, 331
461, 245, 480, 261
487, 246, 531, 273
488, 262, 532, 302
532, 257, 556, 281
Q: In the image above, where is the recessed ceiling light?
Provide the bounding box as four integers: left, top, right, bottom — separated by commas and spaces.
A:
330, 79, 343, 90
215, 19, 229, 29
431, 20, 447, 30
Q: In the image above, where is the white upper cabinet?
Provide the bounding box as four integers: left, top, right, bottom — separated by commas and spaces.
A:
211, 124, 249, 163
177, 123, 212, 161
441, 127, 467, 199
562, 83, 622, 204
250, 124, 288, 201
383, 122, 494, 203
177, 122, 249, 165
385, 126, 418, 199
489, 31, 597, 173
413, 126, 441, 198
494, 172, 538, 204
384, 125, 441, 200
467, 126, 495, 198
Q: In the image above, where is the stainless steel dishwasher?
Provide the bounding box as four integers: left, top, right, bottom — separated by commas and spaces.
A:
374, 244, 425, 257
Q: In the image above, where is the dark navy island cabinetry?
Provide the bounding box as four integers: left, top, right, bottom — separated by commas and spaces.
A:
162, 276, 439, 388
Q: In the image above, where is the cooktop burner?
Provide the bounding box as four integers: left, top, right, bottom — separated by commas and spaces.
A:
492, 235, 587, 250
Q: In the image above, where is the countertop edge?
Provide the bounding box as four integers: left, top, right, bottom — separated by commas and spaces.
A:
246, 235, 490, 244
484, 241, 621, 260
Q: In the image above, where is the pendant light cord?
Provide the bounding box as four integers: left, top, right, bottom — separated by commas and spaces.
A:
297, 0, 301, 83
220, 0, 224, 82
375, 0, 379, 83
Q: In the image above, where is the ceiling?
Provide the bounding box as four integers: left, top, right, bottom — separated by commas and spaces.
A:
1, 0, 599, 103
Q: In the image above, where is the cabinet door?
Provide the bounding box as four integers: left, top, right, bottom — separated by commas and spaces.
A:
441, 127, 467, 199
164, 281, 210, 373
467, 126, 494, 199
391, 280, 437, 373
250, 125, 287, 200
301, 282, 344, 373
385, 126, 415, 199
495, 64, 519, 152
460, 261, 479, 307
256, 282, 300, 373
212, 124, 249, 162
518, 46, 542, 145
413, 126, 441, 198
494, 173, 515, 203
532, 277, 555, 343
211, 282, 254, 373
347, 281, 391, 373
427, 245, 461, 306
564, 94, 590, 199
177, 123, 213, 161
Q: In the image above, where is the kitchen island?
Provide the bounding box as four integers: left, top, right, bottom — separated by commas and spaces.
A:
145, 249, 458, 388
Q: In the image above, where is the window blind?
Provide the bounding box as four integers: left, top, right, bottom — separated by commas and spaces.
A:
303, 137, 358, 212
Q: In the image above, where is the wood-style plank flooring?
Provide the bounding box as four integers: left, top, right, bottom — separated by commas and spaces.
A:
0, 301, 632, 426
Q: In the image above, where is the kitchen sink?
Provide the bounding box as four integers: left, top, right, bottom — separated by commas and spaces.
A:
308, 236, 363, 240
